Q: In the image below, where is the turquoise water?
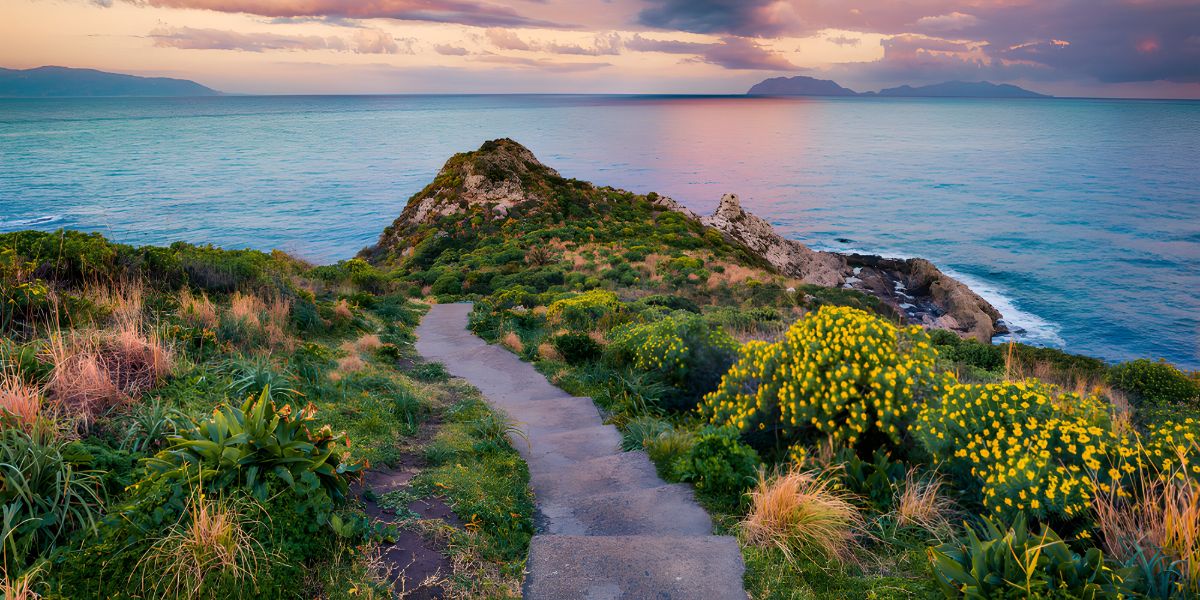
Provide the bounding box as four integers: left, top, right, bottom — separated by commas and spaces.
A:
1, 95, 1197, 368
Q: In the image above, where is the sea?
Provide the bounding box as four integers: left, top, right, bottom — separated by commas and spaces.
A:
1, 95, 1197, 369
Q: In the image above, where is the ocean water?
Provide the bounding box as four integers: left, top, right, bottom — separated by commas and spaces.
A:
1, 95, 1197, 368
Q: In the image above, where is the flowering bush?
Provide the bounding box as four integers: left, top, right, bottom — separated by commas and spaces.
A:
700, 306, 948, 453
546, 289, 620, 330
1141, 417, 1200, 479
607, 313, 738, 409
915, 380, 1125, 526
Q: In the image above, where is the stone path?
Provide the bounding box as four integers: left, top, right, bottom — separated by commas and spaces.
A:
415, 303, 748, 600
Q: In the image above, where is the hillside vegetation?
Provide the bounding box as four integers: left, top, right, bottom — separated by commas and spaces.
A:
366, 139, 1200, 599
2, 139, 1197, 599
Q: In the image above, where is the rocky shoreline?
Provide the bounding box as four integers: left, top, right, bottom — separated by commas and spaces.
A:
655, 192, 1005, 342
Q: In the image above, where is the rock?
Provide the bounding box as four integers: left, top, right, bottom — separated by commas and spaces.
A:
701, 193, 849, 287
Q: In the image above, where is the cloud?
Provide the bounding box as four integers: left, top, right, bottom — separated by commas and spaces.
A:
626, 34, 796, 70
138, 0, 562, 28
484, 28, 531, 51
149, 26, 409, 54
434, 44, 470, 56
474, 55, 612, 72
826, 35, 860, 47
636, 0, 1200, 84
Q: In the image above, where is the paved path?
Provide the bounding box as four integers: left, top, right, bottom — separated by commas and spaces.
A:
415, 303, 747, 600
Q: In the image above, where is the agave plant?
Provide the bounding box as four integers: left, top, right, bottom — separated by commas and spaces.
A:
144, 387, 362, 504
929, 515, 1129, 599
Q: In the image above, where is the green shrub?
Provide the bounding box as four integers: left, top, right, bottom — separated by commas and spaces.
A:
674, 426, 760, 503
546, 289, 620, 330
929, 515, 1127, 599
1108, 359, 1199, 405
608, 312, 738, 411
551, 332, 602, 364
837, 449, 906, 511
144, 388, 363, 507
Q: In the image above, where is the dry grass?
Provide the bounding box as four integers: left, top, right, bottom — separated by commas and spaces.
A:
1094, 455, 1200, 593
741, 468, 867, 567
1, 565, 41, 600
44, 319, 174, 426
0, 368, 42, 430
332, 299, 354, 321
891, 469, 955, 539
352, 334, 383, 354
537, 343, 562, 361
501, 332, 524, 354
136, 492, 266, 599
330, 355, 367, 382
229, 292, 265, 328
178, 289, 218, 329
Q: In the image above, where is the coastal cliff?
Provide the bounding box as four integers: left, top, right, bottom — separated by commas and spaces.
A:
364, 139, 1004, 342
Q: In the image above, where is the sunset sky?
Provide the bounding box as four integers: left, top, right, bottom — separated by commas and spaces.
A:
3, 0, 1198, 97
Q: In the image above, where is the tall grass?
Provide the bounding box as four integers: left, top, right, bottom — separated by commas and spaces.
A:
136, 491, 267, 599
740, 468, 866, 567
0, 369, 42, 431
1093, 454, 1200, 595
891, 469, 955, 539
178, 288, 218, 329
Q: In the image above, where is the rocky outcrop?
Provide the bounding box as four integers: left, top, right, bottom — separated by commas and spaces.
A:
842, 255, 1005, 342
696, 194, 1004, 342
700, 194, 849, 288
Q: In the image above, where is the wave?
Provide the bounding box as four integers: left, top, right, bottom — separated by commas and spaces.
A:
810, 239, 1066, 349
0, 214, 63, 228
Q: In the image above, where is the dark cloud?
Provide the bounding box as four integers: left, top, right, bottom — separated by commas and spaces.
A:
627, 34, 796, 70
484, 28, 532, 50
638, 0, 1200, 84
140, 0, 563, 28
826, 35, 860, 47
149, 26, 409, 54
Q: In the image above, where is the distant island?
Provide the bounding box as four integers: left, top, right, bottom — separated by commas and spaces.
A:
0, 66, 219, 97
748, 75, 1050, 98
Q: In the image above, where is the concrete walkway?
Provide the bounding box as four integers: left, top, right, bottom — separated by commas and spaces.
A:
415, 303, 747, 600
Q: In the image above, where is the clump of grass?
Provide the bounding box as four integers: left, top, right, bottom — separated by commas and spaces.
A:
500, 331, 523, 354
178, 288, 218, 329
1, 564, 41, 600
228, 292, 264, 328
1093, 457, 1200, 594
351, 334, 382, 354
536, 342, 561, 361
1, 368, 42, 430
741, 468, 866, 567
891, 469, 955, 539
332, 299, 354, 321
136, 491, 267, 599
45, 333, 122, 426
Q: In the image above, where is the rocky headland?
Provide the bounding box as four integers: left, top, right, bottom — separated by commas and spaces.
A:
364, 138, 1005, 342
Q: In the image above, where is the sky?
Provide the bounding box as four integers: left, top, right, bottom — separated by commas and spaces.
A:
2, 0, 1198, 97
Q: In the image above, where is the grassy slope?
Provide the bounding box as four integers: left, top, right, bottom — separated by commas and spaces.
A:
0, 230, 532, 599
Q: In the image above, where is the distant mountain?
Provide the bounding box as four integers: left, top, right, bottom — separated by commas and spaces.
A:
870, 81, 1050, 98
0, 66, 219, 98
746, 76, 1049, 99
747, 76, 859, 97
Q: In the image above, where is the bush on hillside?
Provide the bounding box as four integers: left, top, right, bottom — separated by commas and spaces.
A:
701, 306, 949, 457
674, 426, 760, 504
1108, 358, 1199, 406
608, 312, 738, 410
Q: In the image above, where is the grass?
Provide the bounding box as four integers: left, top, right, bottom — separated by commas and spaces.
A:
0, 367, 42, 430
741, 468, 867, 567
136, 491, 268, 599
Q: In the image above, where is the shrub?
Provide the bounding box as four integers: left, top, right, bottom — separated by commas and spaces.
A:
546, 289, 620, 330
913, 380, 1117, 526
1108, 359, 1199, 406
929, 515, 1127, 599
551, 332, 602, 364
702, 306, 949, 455
608, 313, 738, 410
144, 388, 363, 506
674, 426, 760, 503
0, 419, 103, 571
740, 468, 865, 566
